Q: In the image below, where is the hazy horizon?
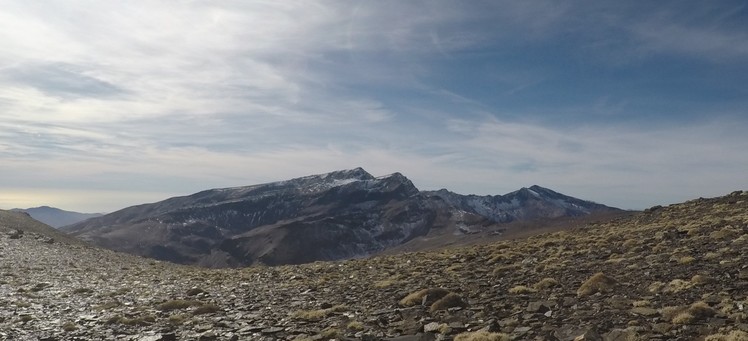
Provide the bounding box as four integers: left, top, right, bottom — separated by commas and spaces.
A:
2, 1, 747, 213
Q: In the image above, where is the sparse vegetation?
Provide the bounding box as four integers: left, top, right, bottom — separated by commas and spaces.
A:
61, 321, 77, 331
399, 288, 450, 307
72, 287, 93, 294
533, 277, 559, 290
677, 255, 696, 264
691, 274, 713, 285
661, 306, 685, 321
320, 327, 342, 339
577, 272, 616, 297
167, 314, 189, 325
293, 304, 347, 321
17, 315, 33, 323
672, 311, 695, 324
430, 293, 467, 312
185, 287, 206, 296
454, 331, 509, 341
346, 321, 365, 331
157, 299, 202, 311
687, 301, 715, 319
705, 330, 748, 341
94, 301, 121, 311
373, 277, 400, 288
632, 300, 651, 307
508, 285, 537, 294
664, 279, 692, 293
492, 264, 518, 276
105, 315, 154, 326
14, 301, 31, 308
192, 303, 220, 315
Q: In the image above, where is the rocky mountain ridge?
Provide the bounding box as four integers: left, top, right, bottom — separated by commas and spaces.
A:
423, 185, 617, 223
2, 191, 747, 340
64, 168, 621, 267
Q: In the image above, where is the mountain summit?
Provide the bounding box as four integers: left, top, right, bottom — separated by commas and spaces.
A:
64, 168, 621, 267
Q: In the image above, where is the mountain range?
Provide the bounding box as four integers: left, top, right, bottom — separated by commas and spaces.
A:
11, 206, 103, 228
64, 168, 622, 267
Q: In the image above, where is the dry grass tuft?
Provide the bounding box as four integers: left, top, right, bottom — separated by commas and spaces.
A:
687, 301, 715, 319
486, 254, 507, 265
664, 279, 693, 293
577, 272, 617, 297
192, 303, 220, 315
533, 278, 559, 290
400, 288, 450, 307
705, 330, 748, 341
430, 292, 467, 312
663, 301, 715, 324
710, 228, 740, 239
632, 300, 651, 307
185, 287, 206, 296
347, 321, 365, 331
492, 264, 518, 277
373, 279, 399, 289
320, 327, 342, 339
94, 301, 121, 311
508, 285, 537, 294
167, 314, 188, 325
677, 256, 696, 264
661, 306, 685, 321
454, 331, 510, 341
647, 281, 665, 293
292, 337, 314, 341
672, 312, 695, 324
156, 299, 202, 311
71, 287, 93, 294
105, 315, 155, 326
293, 304, 346, 321
61, 321, 77, 332
691, 274, 713, 285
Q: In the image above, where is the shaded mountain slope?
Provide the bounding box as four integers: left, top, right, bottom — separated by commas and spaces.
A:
423, 185, 619, 223
3, 190, 747, 340
64, 168, 621, 267
65, 168, 493, 267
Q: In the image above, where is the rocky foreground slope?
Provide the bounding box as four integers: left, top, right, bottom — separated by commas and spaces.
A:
2, 191, 748, 340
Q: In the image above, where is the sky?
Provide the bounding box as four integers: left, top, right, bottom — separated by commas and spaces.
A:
1, 1, 747, 213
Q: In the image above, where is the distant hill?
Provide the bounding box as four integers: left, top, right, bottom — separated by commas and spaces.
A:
64, 168, 622, 267
0, 209, 85, 245
12, 206, 103, 228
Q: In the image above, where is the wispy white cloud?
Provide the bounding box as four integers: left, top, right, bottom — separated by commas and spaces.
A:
628, 5, 748, 62
0, 1, 746, 212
